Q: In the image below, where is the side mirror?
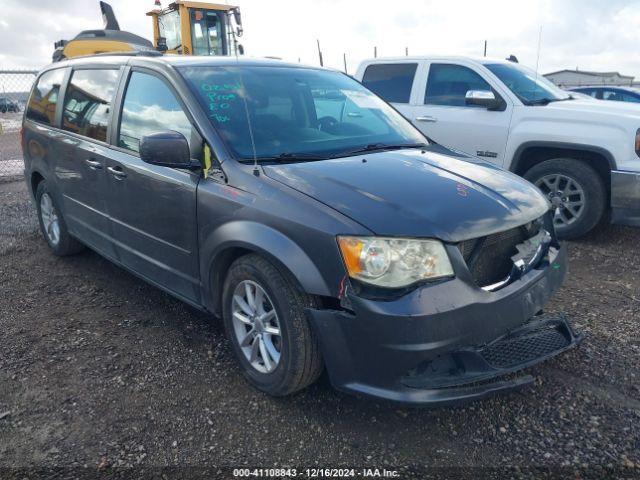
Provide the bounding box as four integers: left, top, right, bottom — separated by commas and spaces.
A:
237, 44, 244, 55
465, 90, 501, 110
139, 131, 197, 169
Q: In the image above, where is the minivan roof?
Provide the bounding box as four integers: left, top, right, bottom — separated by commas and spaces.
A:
42, 54, 320, 72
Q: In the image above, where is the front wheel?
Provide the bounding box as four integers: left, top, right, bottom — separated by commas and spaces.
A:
524, 158, 606, 239
221, 254, 323, 396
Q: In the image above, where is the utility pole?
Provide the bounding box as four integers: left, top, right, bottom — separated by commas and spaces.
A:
343, 53, 348, 74
316, 39, 323, 66
483, 40, 487, 57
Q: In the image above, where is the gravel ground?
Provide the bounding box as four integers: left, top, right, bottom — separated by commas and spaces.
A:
0, 180, 639, 479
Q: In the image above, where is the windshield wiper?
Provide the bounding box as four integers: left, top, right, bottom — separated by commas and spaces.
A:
526, 97, 572, 106
239, 152, 328, 163
328, 142, 427, 158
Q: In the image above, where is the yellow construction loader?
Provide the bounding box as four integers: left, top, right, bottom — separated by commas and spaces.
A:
53, 1, 243, 62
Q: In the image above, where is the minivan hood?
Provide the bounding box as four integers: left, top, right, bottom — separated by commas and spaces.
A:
264, 149, 549, 243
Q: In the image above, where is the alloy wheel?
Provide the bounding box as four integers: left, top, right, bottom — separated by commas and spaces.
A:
40, 193, 61, 246
231, 280, 282, 374
535, 174, 586, 227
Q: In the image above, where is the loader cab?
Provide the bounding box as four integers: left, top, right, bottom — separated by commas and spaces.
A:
148, 1, 243, 57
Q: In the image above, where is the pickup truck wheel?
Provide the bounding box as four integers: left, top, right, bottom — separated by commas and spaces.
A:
222, 254, 323, 396
524, 158, 606, 239
35, 181, 85, 256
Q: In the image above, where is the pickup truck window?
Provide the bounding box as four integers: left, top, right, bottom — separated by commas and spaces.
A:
62, 69, 119, 142
26, 69, 66, 127
361, 63, 417, 103
118, 72, 193, 153
485, 62, 569, 105
425, 64, 492, 107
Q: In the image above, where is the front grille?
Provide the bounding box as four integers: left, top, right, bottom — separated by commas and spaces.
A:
458, 227, 528, 287
481, 324, 570, 368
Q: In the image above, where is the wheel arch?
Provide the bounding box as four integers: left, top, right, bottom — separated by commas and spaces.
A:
201, 221, 333, 315
30, 170, 46, 199
510, 141, 613, 196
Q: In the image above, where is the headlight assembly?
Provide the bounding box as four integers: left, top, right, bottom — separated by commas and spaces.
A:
337, 236, 454, 288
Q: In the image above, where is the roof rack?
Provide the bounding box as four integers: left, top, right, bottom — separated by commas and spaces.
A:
71, 50, 164, 60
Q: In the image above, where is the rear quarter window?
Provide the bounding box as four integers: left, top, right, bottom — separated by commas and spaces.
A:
361, 63, 417, 104
26, 69, 66, 126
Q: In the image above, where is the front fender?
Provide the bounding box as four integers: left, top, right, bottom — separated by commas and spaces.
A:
200, 220, 334, 312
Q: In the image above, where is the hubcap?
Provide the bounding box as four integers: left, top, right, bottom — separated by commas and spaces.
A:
535, 174, 585, 227
40, 193, 61, 246
231, 280, 281, 374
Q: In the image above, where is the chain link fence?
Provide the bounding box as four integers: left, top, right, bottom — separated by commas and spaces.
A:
0, 70, 38, 180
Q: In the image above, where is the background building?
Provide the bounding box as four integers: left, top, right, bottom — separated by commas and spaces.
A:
544, 69, 635, 87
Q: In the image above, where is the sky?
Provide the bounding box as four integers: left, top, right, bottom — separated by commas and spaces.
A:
1, 0, 639, 78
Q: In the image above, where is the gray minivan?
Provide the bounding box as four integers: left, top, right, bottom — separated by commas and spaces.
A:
22, 54, 580, 405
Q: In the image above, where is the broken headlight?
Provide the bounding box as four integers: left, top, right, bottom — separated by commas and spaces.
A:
337, 236, 454, 288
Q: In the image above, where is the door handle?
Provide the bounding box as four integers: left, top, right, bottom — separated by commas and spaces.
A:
107, 165, 127, 180
415, 116, 438, 123
85, 158, 102, 170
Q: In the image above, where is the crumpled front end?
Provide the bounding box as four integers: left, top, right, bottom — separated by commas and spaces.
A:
308, 213, 582, 406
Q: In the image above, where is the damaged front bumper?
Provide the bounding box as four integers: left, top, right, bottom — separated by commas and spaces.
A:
308, 243, 582, 406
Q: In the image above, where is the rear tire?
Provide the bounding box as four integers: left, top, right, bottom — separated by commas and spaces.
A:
524, 158, 606, 239
222, 254, 323, 396
35, 180, 85, 256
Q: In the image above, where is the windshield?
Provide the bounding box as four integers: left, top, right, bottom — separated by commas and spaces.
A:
485, 62, 570, 105
179, 66, 426, 161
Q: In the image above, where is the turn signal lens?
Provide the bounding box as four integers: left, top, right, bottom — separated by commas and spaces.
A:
337, 236, 364, 275
337, 236, 454, 288
635, 129, 640, 157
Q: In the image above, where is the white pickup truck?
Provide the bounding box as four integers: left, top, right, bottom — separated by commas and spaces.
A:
355, 56, 640, 238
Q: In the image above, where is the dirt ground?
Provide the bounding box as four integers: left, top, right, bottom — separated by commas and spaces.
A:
0, 179, 638, 479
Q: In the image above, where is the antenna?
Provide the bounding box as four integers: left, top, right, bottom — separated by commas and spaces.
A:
234, 38, 259, 175
534, 25, 542, 100
343, 53, 348, 74
483, 40, 487, 57
316, 40, 324, 66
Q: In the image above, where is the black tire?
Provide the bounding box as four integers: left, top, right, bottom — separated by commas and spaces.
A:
222, 254, 323, 396
35, 180, 85, 256
524, 158, 606, 239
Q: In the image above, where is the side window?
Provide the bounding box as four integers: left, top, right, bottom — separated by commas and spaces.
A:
62, 69, 120, 142
119, 72, 193, 153
602, 89, 640, 103
425, 64, 492, 107
620, 92, 640, 103
361, 63, 417, 104
26, 69, 66, 126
